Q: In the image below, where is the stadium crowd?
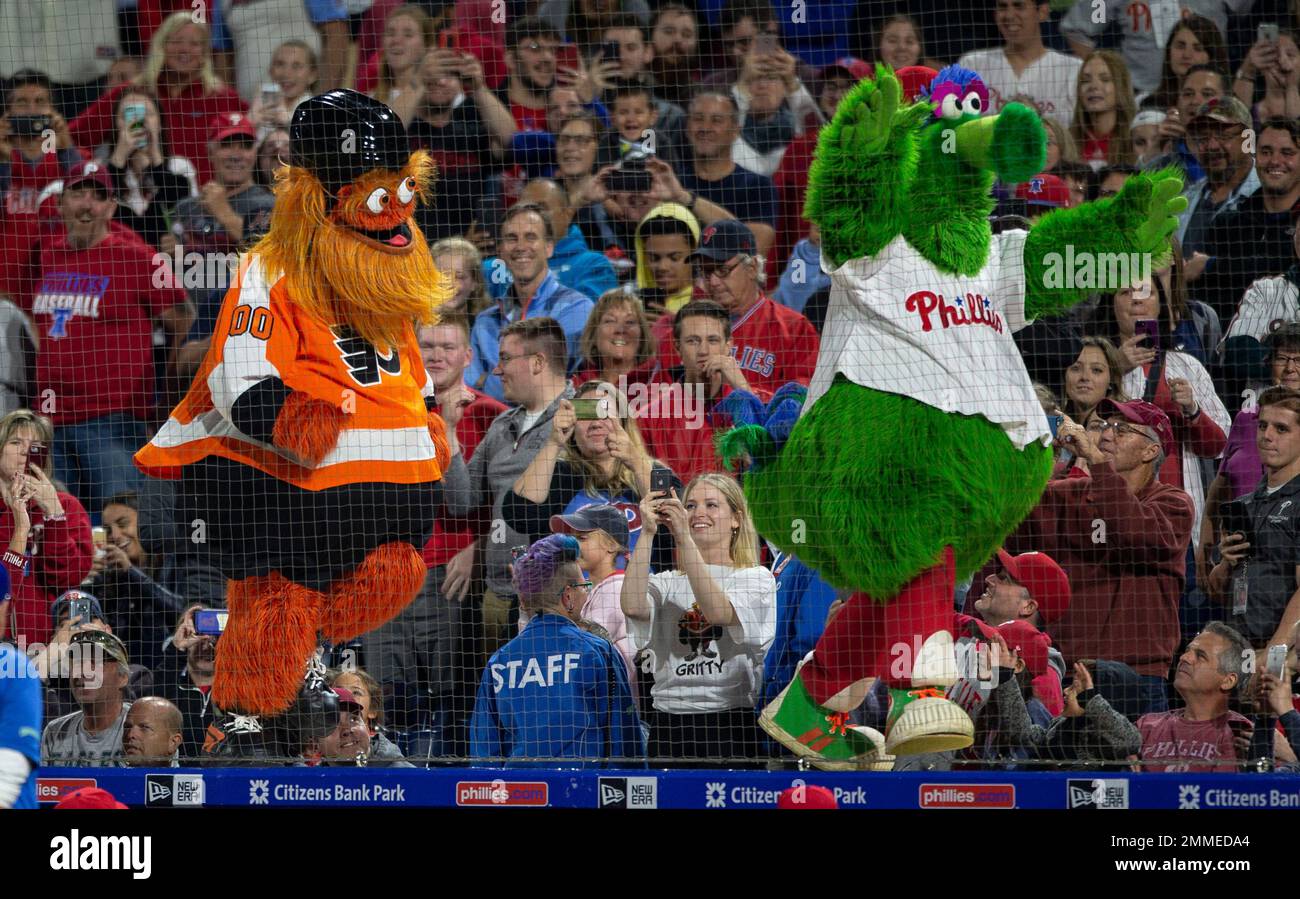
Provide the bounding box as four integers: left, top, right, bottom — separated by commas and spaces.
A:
2, 0, 1300, 778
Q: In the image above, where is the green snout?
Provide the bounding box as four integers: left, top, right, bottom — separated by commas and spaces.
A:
953, 101, 1047, 183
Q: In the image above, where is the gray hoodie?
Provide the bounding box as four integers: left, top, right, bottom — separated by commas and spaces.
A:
440, 384, 576, 597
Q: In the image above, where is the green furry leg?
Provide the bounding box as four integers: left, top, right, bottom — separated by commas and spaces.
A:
742, 376, 1053, 598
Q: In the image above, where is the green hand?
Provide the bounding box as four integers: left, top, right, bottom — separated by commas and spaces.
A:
840, 64, 901, 154
1129, 171, 1188, 253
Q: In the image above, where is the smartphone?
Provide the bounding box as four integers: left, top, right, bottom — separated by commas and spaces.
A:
193, 609, 228, 636
1268, 644, 1289, 679
556, 43, 580, 73
123, 100, 147, 149
123, 101, 146, 125
91, 526, 107, 550
599, 40, 622, 64
650, 464, 673, 494
1046, 414, 1062, 439
604, 166, 652, 194
1260, 22, 1280, 43
1134, 318, 1161, 350
572, 396, 612, 420
7, 114, 50, 138
1219, 498, 1256, 553
26, 441, 49, 475
755, 33, 779, 54
437, 28, 460, 51
68, 597, 93, 623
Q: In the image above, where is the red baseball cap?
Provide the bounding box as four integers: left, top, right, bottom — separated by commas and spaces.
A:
1014, 173, 1071, 208
56, 787, 129, 809
777, 784, 838, 809
995, 549, 1071, 626
64, 160, 114, 196
896, 65, 939, 103
1094, 397, 1177, 459
210, 112, 256, 143
821, 57, 872, 82
996, 619, 1052, 678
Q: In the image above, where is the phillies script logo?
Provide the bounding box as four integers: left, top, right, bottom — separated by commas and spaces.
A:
905, 290, 1004, 334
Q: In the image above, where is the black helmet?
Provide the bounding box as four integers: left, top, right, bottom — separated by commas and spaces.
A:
289, 89, 410, 198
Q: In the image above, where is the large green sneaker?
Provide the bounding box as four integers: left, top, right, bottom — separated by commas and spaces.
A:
760, 671, 886, 771
885, 687, 974, 756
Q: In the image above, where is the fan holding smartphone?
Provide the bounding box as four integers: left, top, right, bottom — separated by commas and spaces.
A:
503, 381, 682, 572
0, 410, 91, 646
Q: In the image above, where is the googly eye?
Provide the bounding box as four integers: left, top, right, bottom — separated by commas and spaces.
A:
365, 187, 390, 214
397, 176, 416, 205
940, 94, 963, 120
961, 93, 983, 116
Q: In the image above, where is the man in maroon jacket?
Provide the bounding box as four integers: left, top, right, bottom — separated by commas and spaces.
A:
1001, 398, 1195, 717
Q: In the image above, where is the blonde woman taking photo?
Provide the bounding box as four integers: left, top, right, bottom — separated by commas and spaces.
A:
621, 473, 775, 762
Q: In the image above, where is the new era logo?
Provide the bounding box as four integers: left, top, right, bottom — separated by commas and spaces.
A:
1068, 778, 1129, 810
146, 774, 205, 807
599, 777, 658, 809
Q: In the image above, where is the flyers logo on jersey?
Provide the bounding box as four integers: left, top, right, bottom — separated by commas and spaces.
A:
333, 326, 402, 386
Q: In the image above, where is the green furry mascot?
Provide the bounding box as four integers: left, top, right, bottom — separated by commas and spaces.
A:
720, 64, 1185, 768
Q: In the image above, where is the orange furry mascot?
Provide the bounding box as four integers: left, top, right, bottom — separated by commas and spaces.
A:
136, 91, 452, 758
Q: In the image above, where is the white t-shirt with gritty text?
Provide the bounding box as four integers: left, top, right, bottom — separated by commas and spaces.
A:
628, 565, 776, 714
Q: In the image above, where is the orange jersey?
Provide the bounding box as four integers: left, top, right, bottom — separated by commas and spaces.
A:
136, 255, 441, 491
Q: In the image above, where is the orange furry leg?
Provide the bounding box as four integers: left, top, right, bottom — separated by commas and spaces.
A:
212, 573, 324, 716
273, 390, 346, 467
427, 408, 451, 472
318, 542, 426, 642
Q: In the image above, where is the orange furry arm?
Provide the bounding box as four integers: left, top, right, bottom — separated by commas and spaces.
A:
427, 408, 451, 473
273, 390, 347, 467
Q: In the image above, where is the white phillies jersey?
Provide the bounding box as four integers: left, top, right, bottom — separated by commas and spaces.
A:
806, 231, 1052, 451
1224, 274, 1300, 346
956, 47, 1082, 127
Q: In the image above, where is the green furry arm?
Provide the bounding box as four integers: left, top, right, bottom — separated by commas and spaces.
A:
1022, 167, 1187, 320
806, 64, 931, 268
716, 424, 775, 473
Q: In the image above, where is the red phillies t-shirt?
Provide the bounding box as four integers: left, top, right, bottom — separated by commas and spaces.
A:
422, 385, 507, 568
1137, 708, 1249, 772
653, 294, 820, 398
0, 149, 83, 289
637, 367, 774, 482
20, 231, 188, 425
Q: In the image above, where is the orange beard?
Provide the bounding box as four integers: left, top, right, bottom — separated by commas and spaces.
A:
250, 149, 452, 350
